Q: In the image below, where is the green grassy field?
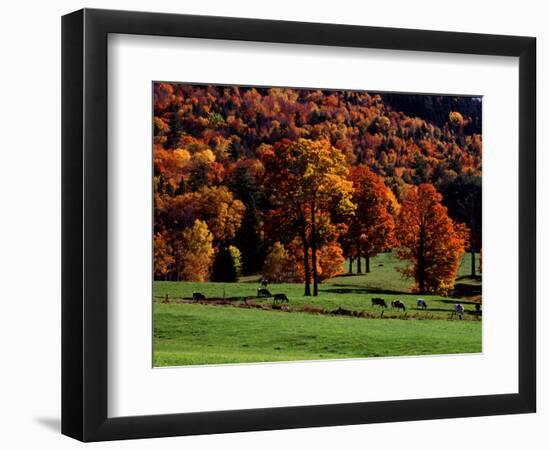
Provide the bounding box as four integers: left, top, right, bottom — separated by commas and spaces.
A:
153, 252, 482, 366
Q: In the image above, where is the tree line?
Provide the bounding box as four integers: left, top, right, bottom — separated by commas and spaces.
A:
153, 83, 481, 296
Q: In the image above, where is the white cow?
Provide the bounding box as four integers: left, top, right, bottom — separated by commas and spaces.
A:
452, 303, 465, 319
417, 298, 427, 310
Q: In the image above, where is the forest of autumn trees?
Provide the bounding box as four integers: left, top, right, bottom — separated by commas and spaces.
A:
153, 83, 482, 295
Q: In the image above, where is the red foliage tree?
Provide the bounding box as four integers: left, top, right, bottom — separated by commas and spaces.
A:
395, 184, 468, 294
347, 166, 396, 273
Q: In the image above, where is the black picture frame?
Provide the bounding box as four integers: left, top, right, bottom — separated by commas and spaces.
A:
62, 8, 536, 442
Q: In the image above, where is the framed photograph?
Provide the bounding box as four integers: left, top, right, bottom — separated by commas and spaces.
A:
62, 8, 536, 442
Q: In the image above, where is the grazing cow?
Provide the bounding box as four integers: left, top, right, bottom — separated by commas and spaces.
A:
192, 292, 206, 302
273, 293, 289, 303
474, 303, 482, 316
417, 298, 427, 310
257, 288, 272, 297
260, 278, 269, 287
391, 300, 406, 311
371, 297, 387, 308
452, 303, 465, 319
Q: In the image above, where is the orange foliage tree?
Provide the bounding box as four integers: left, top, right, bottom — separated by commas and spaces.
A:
286, 237, 344, 283
317, 241, 345, 281
153, 232, 175, 280
262, 239, 344, 284
159, 186, 245, 245
347, 166, 396, 273
395, 184, 468, 295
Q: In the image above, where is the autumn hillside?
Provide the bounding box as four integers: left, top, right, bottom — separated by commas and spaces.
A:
153, 83, 482, 296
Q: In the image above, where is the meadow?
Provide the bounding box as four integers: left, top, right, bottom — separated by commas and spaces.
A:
153, 252, 482, 366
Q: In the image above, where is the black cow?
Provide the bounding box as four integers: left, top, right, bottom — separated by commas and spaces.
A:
260, 278, 269, 287
257, 288, 272, 297
416, 298, 427, 310
371, 297, 387, 308
273, 293, 289, 303
192, 292, 206, 301
391, 300, 406, 311
475, 303, 482, 316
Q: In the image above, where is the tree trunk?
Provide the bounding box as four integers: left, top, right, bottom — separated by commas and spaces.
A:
311, 206, 319, 296
174, 258, 180, 282
348, 256, 353, 274
418, 261, 425, 293
470, 203, 477, 277
417, 228, 426, 294
302, 236, 311, 296
470, 248, 476, 277
312, 244, 319, 296
356, 236, 362, 274
470, 227, 476, 277
365, 253, 370, 273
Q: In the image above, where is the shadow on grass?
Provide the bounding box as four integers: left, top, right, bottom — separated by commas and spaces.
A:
439, 298, 480, 306
449, 283, 482, 299
456, 275, 482, 282
332, 273, 364, 278
321, 282, 481, 304
412, 307, 478, 313
321, 286, 410, 296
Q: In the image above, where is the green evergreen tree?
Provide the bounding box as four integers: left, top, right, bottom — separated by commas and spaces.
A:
211, 246, 238, 282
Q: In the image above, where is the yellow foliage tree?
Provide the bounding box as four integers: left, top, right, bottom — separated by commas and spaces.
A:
262, 242, 294, 283
259, 138, 355, 296
177, 220, 214, 282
